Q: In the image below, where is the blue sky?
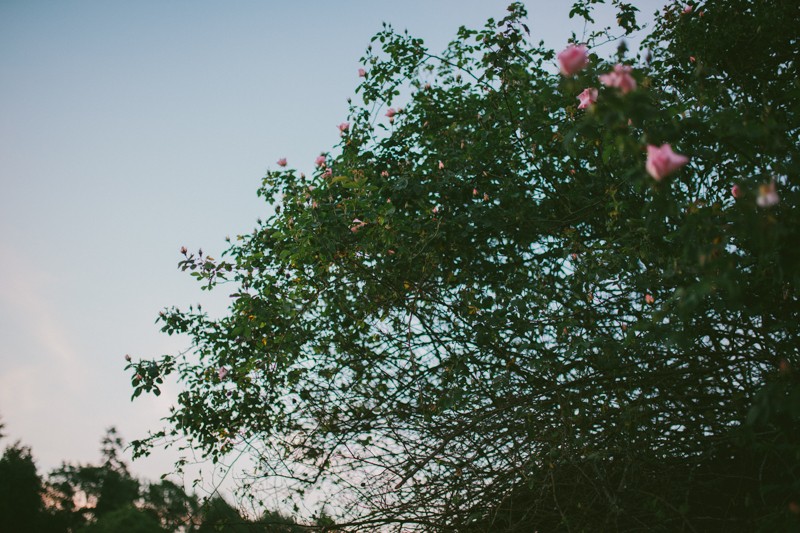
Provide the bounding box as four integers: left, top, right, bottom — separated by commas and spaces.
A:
0, 0, 667, 492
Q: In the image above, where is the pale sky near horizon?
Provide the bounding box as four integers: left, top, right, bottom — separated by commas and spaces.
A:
0, 0, 667, 504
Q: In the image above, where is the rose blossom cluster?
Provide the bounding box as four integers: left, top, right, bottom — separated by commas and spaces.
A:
558, 44, 689, 182
557, 42, 782, 207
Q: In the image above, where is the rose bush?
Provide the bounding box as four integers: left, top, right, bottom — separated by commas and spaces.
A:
129, 1, 800, 530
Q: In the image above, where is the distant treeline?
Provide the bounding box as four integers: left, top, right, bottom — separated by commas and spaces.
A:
0, 423, 315, 533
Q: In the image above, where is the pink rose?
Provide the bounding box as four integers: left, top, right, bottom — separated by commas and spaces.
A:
358, 68, 366, 77
731, 184, 741, 199
645, 294, 655, 305
315, 155, 326, 167
645, 144, 689, 181
277, 158, 287, 167
338, 122, 350, 133
124, 354, 131, 362
599, 64, 637, 94
380, 170, 389, 177
385, 108, 397, 118
577, 87, 598, 110
473, 188, 478, 196
218, 366, 229, 380
323, 168, 332, 178
756, 181, 779, 208
350, 218, 367, 233
557, 44, 589, 76
438, 160, 444, 170
682, 4, 693, 14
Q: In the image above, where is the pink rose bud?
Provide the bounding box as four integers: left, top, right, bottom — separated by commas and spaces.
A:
387, 249, 396, 255
682, 4, 693, 14
645, 143, 689, 181
180, 246, 188, 255
645, 294, 655, 305
756, 181, 780, 208
277, 158, 287, 167
432, 206, 439, 214
218, 366, 229, 380
338, 122, 350, 133
323, 168, 332, 178
438, 160, 444, 170
483, 192, 490, 201
358, 68, 366, 77
599, 64, 637, 94
557, 44, 590, 76
381, 170, 389, 177
473, 188, 479, 196
315, 155, 326, 167
731, 184, 741, 199
577, 87, 598, 109
125, 354, 131, 362
571, 253, 578, 260
385, 108, 397, 118
424, 82, 431, 90
689, 56, 696, 63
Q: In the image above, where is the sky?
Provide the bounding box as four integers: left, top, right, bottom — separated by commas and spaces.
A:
0, 0, 668, 499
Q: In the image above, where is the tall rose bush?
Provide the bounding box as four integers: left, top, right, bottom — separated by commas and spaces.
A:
129, 1, 800, 530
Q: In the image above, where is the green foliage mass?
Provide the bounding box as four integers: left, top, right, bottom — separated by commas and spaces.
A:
78, 506, 168, 533
130, 0, 800, 530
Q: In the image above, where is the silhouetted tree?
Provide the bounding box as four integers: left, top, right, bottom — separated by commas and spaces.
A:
0, 442, 44, 532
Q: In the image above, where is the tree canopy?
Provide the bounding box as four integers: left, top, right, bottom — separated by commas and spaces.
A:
130, 0, 800, 530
